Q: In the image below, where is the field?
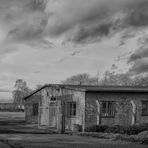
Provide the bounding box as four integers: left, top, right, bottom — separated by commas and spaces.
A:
0, 112, 147, 148
0, 112, 25, 121
0, 133, 147, 148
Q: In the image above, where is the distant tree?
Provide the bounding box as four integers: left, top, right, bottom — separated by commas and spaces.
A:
63, 70, 148, 87
34, 84, 43, 96
99, 71, 133, 86
100, 70, 148, 86
13, 79, 32, 109
62, 73, 99, 85
131, 75, 148, 86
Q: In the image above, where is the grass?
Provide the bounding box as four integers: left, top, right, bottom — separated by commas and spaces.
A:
0, 112, 25, 121
0, 134, 147, 148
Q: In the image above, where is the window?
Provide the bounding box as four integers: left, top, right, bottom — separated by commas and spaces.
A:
101, 101, 115, 117
32, 103, 38, 116
51, 97, 56, 101
49, 103, 56, 117
67, 102, 76, 117
142, 101, 148, 116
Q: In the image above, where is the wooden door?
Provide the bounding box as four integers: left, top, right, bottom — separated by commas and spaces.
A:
49, 102, 57, 128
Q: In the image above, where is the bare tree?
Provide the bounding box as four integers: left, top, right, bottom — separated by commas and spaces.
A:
62, 73, 99, 85
13, 79, 32, 109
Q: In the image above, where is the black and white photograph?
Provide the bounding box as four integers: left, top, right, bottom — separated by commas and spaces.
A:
0, 0, 148, 147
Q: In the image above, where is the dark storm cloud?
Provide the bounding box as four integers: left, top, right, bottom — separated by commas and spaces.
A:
69, 23, 112, 43
127, 35, 148, 75
124, 1, 148, 27
44, 0, 148, 44
128, 47, 148, 63
128, 58, 148, 74
3, 0, 148, 45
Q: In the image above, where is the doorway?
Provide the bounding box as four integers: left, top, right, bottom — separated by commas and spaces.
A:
49, 102, 57, 128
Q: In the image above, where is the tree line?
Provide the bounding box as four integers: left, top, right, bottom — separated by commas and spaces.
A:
13, 72, 148, 107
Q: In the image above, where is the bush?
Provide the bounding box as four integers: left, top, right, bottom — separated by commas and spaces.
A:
73, 124, 82, 132
85, 125, 108, 133
85, 123, 148, 135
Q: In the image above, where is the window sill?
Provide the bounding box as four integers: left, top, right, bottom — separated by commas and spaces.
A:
32, 115, 38, 117
101, 116, 115, 118
141, 114, 148, 116
67, 116, 77, 119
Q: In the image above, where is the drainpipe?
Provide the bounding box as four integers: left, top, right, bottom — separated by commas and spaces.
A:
96, 100, 101, 125
38, 101, 40, 128
60, 87, 65, 134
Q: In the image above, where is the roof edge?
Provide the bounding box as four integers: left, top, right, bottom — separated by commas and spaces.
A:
23, 84, 148, 100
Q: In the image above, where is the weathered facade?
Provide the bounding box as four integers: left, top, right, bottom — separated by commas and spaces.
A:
24, 85, 148, 132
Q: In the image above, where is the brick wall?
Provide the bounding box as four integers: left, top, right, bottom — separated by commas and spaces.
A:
85, 92, 148, 128
25, 86, 86, 131
39, 87, 85, 131
25, 94, 41, 124
63, 90, 85, 131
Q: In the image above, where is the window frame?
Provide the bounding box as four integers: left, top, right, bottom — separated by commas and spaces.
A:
142, 101, 148, 116
101, 101, 115, 118
66, 102, 77, 118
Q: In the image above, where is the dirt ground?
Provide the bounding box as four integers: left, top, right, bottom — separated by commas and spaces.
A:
0, 133, 148, 148
0, 112, 147, 148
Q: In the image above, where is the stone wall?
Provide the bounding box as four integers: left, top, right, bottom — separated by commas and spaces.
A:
38, 86, 85, 131
85, 92, 148, 128
39, 88, 50, 126
63, 90, 85, 131
25, 94, 41, 124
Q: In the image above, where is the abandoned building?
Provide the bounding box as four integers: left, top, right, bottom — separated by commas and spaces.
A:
24, 84, 148, 132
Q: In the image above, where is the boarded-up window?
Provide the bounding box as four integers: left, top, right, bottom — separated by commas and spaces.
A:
67, 102, 76, 117
101, 101, 115, 117
32, 103, 38, 116
142, 101, 148, 116
49, 103, 56, 117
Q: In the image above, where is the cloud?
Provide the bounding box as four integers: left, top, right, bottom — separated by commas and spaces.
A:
25, 0, 47, 12
2, 0, 148, 46
44, 0, 148, 44
127, 34, 148, 75
0, 88, 11, 93
28, 39, 55, 49
6, 17, 47, 43
0, 46, 18, 58
67, 23, 113, 44
124, 1, 148, 27
128, 47, 148, 63
1, 0, 54, 49
128, 58, 148, 74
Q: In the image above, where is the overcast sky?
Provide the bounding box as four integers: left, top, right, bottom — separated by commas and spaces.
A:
1, 0, 148, 100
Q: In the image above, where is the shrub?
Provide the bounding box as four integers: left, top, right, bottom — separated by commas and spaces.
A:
73, 124, 82, 132
85, 125, 108, 133
85, 123, 148, 135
